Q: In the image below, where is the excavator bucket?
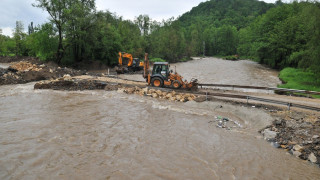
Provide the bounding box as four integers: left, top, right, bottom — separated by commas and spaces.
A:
187, 78, 198, 90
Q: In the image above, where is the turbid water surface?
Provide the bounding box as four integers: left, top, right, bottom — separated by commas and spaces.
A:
0, 82, 319, 179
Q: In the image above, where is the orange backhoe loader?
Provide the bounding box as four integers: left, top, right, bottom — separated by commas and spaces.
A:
143, 53, 198, 90
116, 52, 144, 74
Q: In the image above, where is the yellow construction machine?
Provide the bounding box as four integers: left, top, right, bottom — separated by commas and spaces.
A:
116, 52, 144, 74
143, 53, 198, 90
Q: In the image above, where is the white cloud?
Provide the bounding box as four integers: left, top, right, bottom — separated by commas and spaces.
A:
1, 27, 14, 37
96, 0, 207, 21
96, 0, 279, 21
0, 0, 48, 36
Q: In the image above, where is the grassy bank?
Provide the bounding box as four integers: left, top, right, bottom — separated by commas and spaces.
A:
278, 68, 320, 98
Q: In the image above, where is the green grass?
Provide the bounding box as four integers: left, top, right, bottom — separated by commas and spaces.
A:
0, 53, 15, 57
278, 68, 320, 98
213, 55, 225, 59
178, 57, 192, 62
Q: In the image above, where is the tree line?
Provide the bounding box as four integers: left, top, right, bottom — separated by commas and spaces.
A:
0, 0, 319, 74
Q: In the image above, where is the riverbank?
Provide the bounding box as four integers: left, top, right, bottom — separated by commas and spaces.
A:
278, 68, 320, 98
260, 111, 320, 165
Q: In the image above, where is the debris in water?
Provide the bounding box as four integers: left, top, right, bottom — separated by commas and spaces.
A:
223, 117, 229, 121
210, 116, 242, 130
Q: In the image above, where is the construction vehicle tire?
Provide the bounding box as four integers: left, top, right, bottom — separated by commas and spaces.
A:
151, 77, 163, 87
172, 80, 181, 89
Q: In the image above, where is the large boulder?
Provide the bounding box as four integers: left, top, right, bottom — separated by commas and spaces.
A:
262, 129, 277, 140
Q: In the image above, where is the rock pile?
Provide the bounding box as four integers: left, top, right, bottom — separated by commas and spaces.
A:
119, 86, 197, 102
261, 118, 320, 165
9, 61, 42, 72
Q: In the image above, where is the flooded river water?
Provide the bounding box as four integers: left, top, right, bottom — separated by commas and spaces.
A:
173, 58, 281, 87
1, 82, 320, 179
1, 58, 319, 179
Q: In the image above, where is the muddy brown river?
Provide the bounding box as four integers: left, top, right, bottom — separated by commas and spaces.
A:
1, 59, 320, 179
174, 58, 281, 86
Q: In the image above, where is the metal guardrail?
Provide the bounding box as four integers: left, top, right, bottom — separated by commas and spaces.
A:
195, 91, 320, 112
198, 84, 320, 95
114, 77, 320, 111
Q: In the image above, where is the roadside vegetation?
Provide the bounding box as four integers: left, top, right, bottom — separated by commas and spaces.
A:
278, 68, 320, 98
0, 0, 319, 91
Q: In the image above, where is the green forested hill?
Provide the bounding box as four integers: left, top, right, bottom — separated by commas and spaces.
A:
178, 0, 274, 29
167, 0, 276, 57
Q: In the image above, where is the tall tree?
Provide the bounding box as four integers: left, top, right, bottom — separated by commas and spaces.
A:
26, 23, 58, 61
28, 22, 35, 35
33, 0, 70, 63
64, 0, 96, 62
13, 21, 26, 56
134, 15, 150, 36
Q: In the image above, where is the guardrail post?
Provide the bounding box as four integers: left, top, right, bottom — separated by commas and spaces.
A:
206, 91, 208, 101
247, 96, 249, 104
288, 103, 291, 111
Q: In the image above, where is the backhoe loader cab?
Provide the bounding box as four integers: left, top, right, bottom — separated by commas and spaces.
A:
152, 62, 170, 79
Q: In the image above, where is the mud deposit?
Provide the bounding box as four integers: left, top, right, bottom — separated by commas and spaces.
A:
1, 83, 320, 179
0, 60, 85, 85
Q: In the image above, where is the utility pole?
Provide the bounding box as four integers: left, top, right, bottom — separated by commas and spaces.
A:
203, 41, 205, 57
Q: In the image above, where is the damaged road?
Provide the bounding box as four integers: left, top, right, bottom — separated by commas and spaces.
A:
34, 76, 198, 102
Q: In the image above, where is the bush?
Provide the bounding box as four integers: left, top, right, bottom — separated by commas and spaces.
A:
150, 58, 166, 62
224, 55, 239, 61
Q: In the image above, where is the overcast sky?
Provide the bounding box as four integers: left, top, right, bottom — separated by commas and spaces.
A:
0, 0, 278, 36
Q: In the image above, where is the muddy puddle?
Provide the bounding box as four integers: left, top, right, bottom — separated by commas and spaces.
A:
0, 83, 319, 179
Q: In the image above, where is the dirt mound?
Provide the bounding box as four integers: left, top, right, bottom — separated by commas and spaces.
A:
9, 61, 41, 72
0, 61, 85, 85
35, 79, 108, 91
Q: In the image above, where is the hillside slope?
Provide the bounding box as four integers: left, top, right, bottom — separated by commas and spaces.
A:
178, 0, 275, 29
